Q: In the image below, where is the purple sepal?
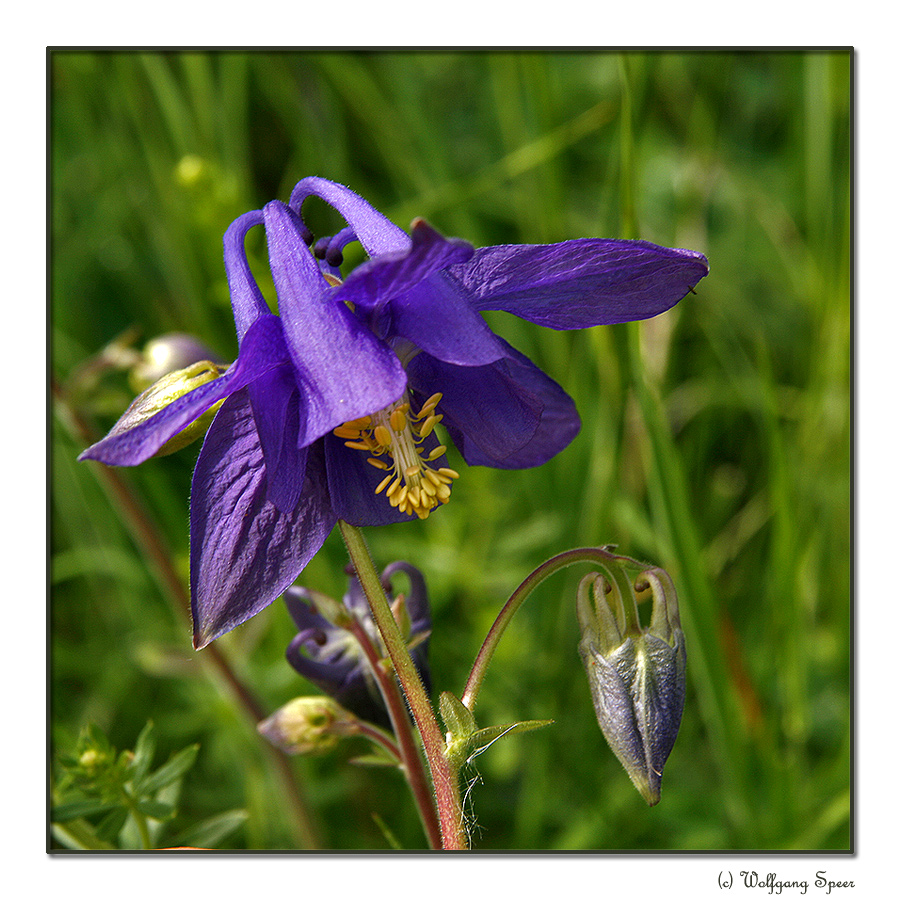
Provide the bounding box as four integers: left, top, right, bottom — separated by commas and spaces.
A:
190, 390, 336, 649
446, 239, 709, 330
248, 366, 307, 515
408, 338, 580, 468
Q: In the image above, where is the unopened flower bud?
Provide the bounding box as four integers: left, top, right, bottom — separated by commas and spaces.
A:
110, 360, 228, 457
576, 561, 686, 805
257, 696, 360, 756
130, 333, 225, 392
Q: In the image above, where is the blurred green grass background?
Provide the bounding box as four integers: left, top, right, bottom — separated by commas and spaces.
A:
50, 50, 851, 851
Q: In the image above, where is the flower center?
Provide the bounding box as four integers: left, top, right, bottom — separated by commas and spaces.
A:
333, 392, 459, 520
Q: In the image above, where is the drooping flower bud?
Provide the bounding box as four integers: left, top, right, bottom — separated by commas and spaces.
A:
576, 560, 686, 805
257, 696, 360, 755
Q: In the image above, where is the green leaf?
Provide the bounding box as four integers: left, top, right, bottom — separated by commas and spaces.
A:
83, 722, 112, 754
129, 721, 157, 789
52, 798, 122, 822
348, 752, 400, 768
51, 820, 117, 851
136, 799, 175, 820
439, 691, 479, 769
438, 691, 476, 738
169, 809, 248, 850
95, 806, 130, 843
468, 719, 555, 760
141, 744, 199, 795
371, 812, 403, 850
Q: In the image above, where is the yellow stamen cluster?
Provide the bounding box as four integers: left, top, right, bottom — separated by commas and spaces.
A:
333, 392, 459, 520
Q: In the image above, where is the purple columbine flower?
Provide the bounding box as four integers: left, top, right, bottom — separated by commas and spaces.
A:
284, 561, 431, 728
79, 176, 709, 648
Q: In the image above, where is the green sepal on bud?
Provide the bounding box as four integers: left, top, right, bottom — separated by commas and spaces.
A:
110, 360, 228, 457
257, 696, 362, 756
576, 561, 686, 806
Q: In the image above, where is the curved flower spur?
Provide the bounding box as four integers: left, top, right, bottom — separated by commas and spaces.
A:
79, 176, 709, 649
283, 561, 432, 730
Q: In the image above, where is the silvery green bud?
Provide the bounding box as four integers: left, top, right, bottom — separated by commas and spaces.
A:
257, 696, 360, 756
576, 562, 686, 806
129, 333, 225, 392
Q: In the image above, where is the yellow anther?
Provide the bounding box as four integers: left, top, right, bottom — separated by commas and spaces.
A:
418, 415, 438, 438
420, 392, 443, 415
390, 408, 407, 432
333, 392, 457, 519
374, 424, 393, 448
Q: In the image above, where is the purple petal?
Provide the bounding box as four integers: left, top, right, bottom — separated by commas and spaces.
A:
263, 201, 409, 444
395, 274, 508, 366
335, 219, 473, 315
382, 560, 431, 633
284, 587, 330, 633
190, 389, 336, 649
446, 239, 709, 330
224, 209, 269, 342
380, 561, 432, 695
336, 220, 504, 367
408, 340, 580, 469
79, 314, 289, 467
289, 176, 411, 256
286, 633, 357, 687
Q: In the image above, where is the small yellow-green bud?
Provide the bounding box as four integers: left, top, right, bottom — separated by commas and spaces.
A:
78, 748, 102, 771
257, 697, 360, 756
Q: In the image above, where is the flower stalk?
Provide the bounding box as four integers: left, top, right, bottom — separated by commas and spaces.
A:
340, 598, 443, 849
339, 521, 467, 850
462, 546, 627, 711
